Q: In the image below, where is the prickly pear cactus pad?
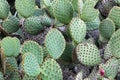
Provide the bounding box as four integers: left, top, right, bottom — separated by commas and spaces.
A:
69, 17, 86, 43
22, 52, 41, 76
80, 0, 99, 22
85, 17, 100, 30
53, 0, 73, 24
45, 28, 66, 59
99, 58, 119, 79
75, 71, 83, 80
108, 6, 120, 28
2, 16, 20, 33
104, 44, 112, 60
108, 29, 120, 58
21, 41, 43, 65
76, 42, 101, 66
0, 0, 10, 19
99, 18, 115, 39
24, 16, 43, 35
23, 74, 38, 80
1, 37, 20, 57
41, 58, 63, 80
15, 0, 35, 18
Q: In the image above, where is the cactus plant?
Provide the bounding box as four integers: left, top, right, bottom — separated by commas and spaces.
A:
15, 0, 35, 18
69, 17, 86, 43
99, 18, 115, 39
108, 6, 120, 28
45, 28, 66, 59
21, 41, 43, 65
23, 74, 38, 80
41, 58, 63, 80
108, 28, 120, 58
1, 37, 20, 57
75, 71, 83, 80
0, 72, 4, 80
52, 0, 73, 24
99, 57, 119, 79
0, 0, 10, 19
24, 16, 43, 35
76, 42, 101, 66
2, 16, 20, 33
22, 52, 41, 76
104, 44, 112, 60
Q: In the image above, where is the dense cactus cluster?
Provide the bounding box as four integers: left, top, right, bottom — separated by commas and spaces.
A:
0, 0, 120, 80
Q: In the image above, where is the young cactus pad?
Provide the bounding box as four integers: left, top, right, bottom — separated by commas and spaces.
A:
99, 58, 119, 79
2, 16, 20, 33
99, 18, 115, 39
1, 37, 20, 57
0, 0, 10, 19
45, 28, 66, 59
104, 44, 112, 60
108, 29, 120, 58
53, 0, 73, 24
22, 53, 41, 76
69, 17, 86, 43
15, 0, 35, 18
80, 0, 99, 22
76, 42, 101, 66
21, 41, 43, 65
41, 58, 63, 80
24, 16, 43, 35
108, 6, 120, 28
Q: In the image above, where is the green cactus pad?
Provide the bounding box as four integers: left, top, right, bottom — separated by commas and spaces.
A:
78, 0, 84, 15
85, 17, 100, 31
99, 18, 115, 39
108, 6, 120, 28
53, 0, 73, 24
21, 41, 43, 65
23, 74, 38, 80
22, 53, 41, 76
1, 37, 20, 57
41, 58, 63, 80
104, 44, 112, 60
2, 16, 20, 33
69, 17, 86, 43
99, 58, 119, 79
0, 0, 10, 19
60, 42, 74, 62
45, 28, 66, 59
40, 14, 53, 26
81, 0, 99, 22
76, 42, 101, 66
15, 0, 35, 18
24, 16, 43, 35
108, 29, 120, 58
33, 9, 44, 16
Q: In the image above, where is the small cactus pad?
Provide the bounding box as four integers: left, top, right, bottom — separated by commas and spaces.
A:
22, 53, 41, 76
108, 6, 120, 28
108, 29, 120, 58
45, 28, 66, 59
99, 18, 115, 39
53, 0, 73, 24
69, 17, 86, 43
75, 71, 83, 80
104, 44, 112, 60
41, 58, 63, 80
60, 42, 74, 62
1, 37, 20, 57
21, 41, 43, 65
99, 58, 119, 79
15, 0, 35, 18
80, 0, 99, 21
2, 16, 20, 33
76, 42, 101, 66
0, 0, 10, 19
24, 16, 43, 35
85, 17, 100, 30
